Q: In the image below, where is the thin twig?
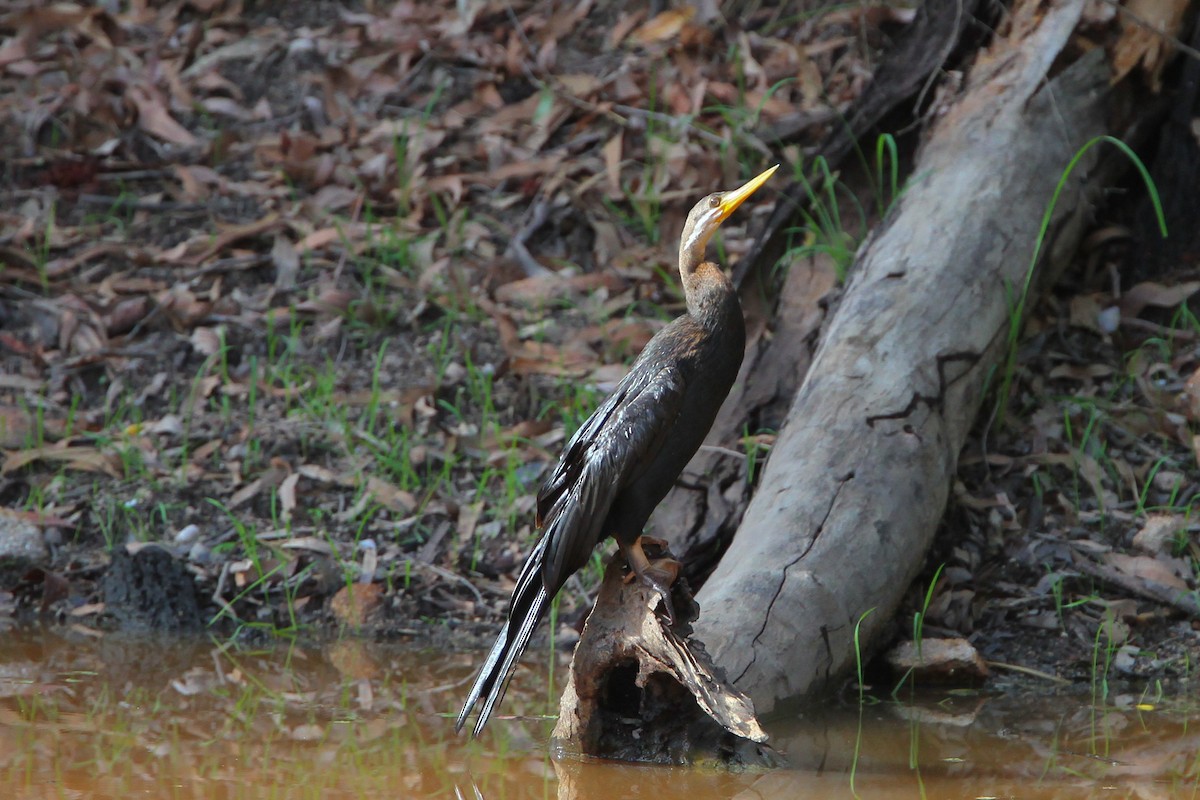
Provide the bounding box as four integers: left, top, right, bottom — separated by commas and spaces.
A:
698, 443, 749, 459
984, 660, 1072, 685
505, 197, 554, 276
1071, 547, 1200, 618
418, 561, 485, 606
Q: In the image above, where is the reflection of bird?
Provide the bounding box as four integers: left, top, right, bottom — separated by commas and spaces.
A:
456, 165, 779, 738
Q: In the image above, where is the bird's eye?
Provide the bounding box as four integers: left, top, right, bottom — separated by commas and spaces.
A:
709, 195, 721, 209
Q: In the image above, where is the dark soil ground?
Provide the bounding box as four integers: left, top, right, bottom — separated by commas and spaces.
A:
2, 0, 1200, 701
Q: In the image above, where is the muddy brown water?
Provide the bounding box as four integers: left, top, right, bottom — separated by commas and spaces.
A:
1, 630, 1197, 799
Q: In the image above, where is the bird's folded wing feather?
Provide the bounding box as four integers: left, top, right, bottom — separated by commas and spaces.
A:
538, 362, 689, 591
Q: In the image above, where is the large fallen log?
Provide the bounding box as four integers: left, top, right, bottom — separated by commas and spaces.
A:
694, 0, 1118, 712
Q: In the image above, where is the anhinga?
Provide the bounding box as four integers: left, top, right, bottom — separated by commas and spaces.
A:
456, 165, 779, 738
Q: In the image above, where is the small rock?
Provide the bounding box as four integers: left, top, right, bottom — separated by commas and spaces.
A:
885, 637, 990, 685
0, 512, 48, 562
174, 524, 200, 545
330, 582, 383, 629
1113, 645, 1140, 675
1096, 305, 1121, 334
1153, 470, 1184, 492
187, 542, 211, 564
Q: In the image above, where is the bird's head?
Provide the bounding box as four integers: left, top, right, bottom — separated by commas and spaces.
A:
679, 164, 779, 271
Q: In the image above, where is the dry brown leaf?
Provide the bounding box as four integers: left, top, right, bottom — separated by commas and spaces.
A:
304, 185, 360, 217
127, 84, 198, 147
602, 132, 623, 197
1111, 0, 1189, 90
270, 235, 299, 290
173, 165, 210, 200
557, 74, 603, 97
187, 213, 282, 266
105, 296, 153, 336
156, 284, 211, 330
494, 272, 625, 307
607, 10, 647, 49
457, 502, 483, 549
181, 37, 278, 80
296, 464, 347, 486
364, 476, 416, 514
0, 405, 62, 448
1067, 292, 1109, 332
1119, 280, 1200, 318
504, 419, 555, 441
296, 227, 344, 253
190, 327, 222, 356
279, 472, 299, 522
228, 478, 263, 509
509, 351, 596, 377
281, 536, 334, 556
1104, 552, 1190, 591
631, 8, 696, 44
295, 288, 355, 316
69, 602, 106, 617
199, 96, 251, 120
1, 445, 122, 478
1182, 366, 1200, 423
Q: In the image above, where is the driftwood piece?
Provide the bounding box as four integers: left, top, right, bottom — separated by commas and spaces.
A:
552, 552, 772, 766
694, 0, 1113, 713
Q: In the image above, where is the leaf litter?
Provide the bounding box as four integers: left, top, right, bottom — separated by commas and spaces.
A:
0, 0, 889, 641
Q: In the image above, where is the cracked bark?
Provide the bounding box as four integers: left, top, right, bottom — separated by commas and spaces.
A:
692, 0, 1123, 713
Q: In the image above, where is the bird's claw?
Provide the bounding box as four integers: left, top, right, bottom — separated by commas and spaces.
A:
639, 558, 681, 626
643, 566, 681, 628
619, 536, 682, 626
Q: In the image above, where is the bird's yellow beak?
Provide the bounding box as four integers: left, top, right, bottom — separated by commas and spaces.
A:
716, 164, 779, 223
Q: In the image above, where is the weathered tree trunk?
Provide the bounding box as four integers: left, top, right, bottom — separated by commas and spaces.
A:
695, 0, 1113, 713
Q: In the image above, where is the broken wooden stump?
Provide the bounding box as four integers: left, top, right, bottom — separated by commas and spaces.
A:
552, 548, 774, 767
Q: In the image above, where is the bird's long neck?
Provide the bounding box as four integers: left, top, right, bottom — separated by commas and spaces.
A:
679, 249, 738, 330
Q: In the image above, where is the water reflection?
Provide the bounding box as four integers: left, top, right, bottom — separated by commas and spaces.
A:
1, 628, 1197, 799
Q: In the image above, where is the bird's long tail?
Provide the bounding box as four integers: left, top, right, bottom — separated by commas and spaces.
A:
455, 537, 551, 738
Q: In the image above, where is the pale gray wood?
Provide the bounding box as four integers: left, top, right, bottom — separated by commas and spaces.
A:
695, 0, 1110, 712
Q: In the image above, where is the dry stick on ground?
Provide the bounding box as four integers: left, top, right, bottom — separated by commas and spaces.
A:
1070, 549, 1200, 618
695, 0, 1124, 713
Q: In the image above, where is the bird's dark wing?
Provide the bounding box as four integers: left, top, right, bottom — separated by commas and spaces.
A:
456, 360, 688, 737
537, 362, 688, 591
